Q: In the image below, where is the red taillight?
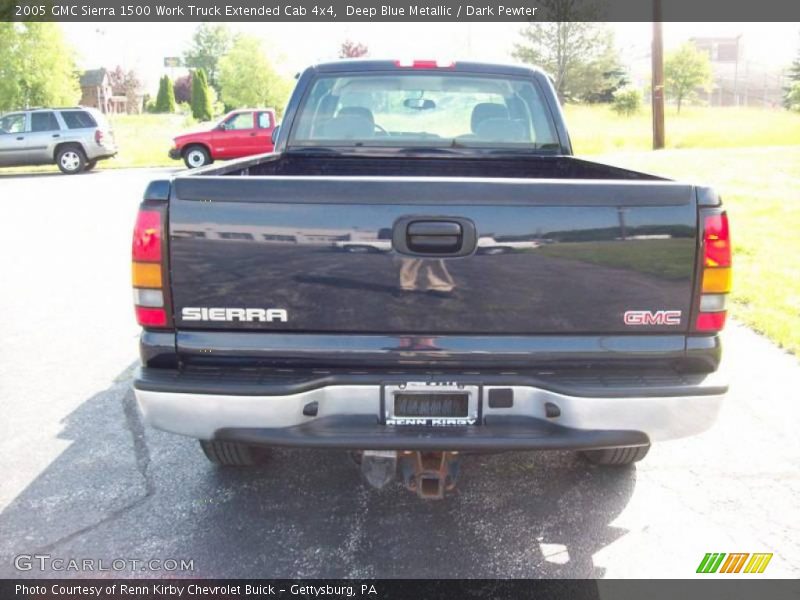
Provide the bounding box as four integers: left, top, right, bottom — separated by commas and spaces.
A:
132, 210, 162, 262
394, 59, 455, 69
695, 211, 731, 333
135, 306, 167, 327
95, 129, 104, 144
703, 213, 731, 267
696, 311, 727, 332
133, 205, 169, 328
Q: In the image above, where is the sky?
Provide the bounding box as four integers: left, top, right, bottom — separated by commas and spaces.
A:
60, 21, 800, 93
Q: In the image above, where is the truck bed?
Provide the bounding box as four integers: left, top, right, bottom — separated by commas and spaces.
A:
196, 152, 664, 180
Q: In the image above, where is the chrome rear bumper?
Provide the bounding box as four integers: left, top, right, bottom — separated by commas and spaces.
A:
133, 368, 726, 448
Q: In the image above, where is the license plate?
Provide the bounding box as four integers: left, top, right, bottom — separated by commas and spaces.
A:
384, 382, 479, 426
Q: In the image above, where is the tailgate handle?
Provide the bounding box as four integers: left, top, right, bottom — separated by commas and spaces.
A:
408, 221, 461, 253
394, 217, 477, 257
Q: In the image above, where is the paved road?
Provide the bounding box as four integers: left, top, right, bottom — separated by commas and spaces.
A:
0, 168, 798, 579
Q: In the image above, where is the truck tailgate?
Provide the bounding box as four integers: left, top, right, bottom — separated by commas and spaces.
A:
168, 176, 697, 335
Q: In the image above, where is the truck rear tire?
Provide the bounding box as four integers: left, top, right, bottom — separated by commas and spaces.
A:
199, 440, 268, 466
581, 445, 649, 466
183, 145, 211, 169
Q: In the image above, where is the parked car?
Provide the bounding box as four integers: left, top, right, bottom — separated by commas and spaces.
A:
168, 109, 277, 169
133, 60, 730, 499
335, 229, 394, 253
334, 239, 393, 253
0, 107, 116, 174
476, 236, 542, 254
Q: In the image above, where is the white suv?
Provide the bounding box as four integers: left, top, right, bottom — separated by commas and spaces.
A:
0, 107, 117, 174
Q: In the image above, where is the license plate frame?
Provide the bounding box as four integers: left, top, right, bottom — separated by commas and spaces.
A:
383, 382, 480, 426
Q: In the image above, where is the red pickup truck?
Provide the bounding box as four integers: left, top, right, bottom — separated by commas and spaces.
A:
168, 108, 277, 168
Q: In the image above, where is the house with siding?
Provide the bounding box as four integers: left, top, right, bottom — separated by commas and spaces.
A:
691, 36, 786, 107
79, 68, 113, 113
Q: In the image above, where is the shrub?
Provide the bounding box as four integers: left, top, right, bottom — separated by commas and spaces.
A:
612, 86, 642, 116
786, 82, 800, 113
176, 102, 193, 117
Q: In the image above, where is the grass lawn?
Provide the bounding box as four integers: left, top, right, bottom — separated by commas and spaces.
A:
564, 105, 800, 154
107, 113, 189, 168
591, 146, 800, 356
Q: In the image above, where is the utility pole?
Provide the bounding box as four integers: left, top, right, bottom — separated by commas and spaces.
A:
651, 0, 665, 149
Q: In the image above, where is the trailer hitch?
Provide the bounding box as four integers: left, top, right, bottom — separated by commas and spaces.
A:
399, 451, 461, 499
358, 450, 462, 499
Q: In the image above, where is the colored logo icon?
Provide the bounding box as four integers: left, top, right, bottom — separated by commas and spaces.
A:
697, 553, 773, 573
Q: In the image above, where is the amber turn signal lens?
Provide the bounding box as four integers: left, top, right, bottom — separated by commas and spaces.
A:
132, 262, 162, 288
702, 267, 731, 294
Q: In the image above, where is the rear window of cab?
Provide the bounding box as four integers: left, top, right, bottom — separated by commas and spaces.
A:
290, 72, 559, 150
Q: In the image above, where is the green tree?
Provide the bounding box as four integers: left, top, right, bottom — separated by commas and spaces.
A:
217, 35, 291, 113
154, 75, 176, 113
511, 2, 623, 103
664, 43, 713, 113
191, 68, 213, 121
0, 22, 80, 111
184, 24, 231, 91
784, 34, 800, 108
154, 76, 166, 112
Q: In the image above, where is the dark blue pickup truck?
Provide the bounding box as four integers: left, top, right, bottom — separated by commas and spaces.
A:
131, 60, 730, 498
